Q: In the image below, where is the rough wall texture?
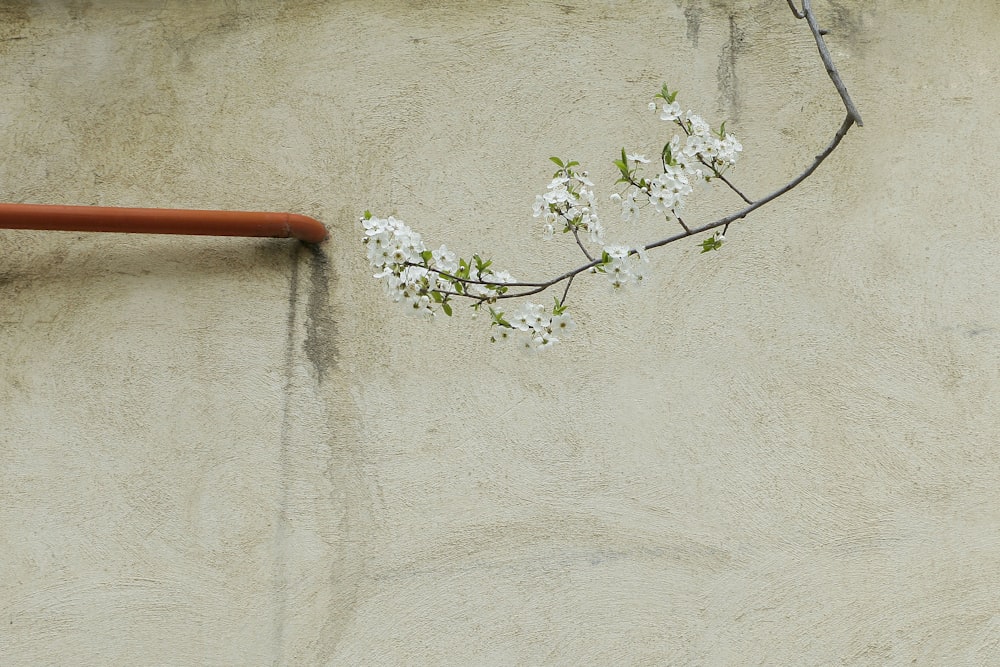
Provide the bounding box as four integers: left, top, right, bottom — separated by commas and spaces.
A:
2, 1, 999, 665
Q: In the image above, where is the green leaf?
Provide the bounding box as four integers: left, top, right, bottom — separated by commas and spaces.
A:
655, 83, 678, 104
489, 307, 511, 328
430, 290, 443, 303
420, 249, 433, 263
549, 156, 565, 167
700, 236, 723, 253
442, 302, 453, 317
363, 210, 372, 220
472, 254, 492, 273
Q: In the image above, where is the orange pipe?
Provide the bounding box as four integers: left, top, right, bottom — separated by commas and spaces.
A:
0, 203, 327, 243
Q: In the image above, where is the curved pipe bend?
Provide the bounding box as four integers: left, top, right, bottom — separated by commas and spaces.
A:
0, 203, 328, 243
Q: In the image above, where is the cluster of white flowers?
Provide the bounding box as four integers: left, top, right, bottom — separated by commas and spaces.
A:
647, 163, 694, 214
651, 101, 743, 172
532, 164, 604, 244
678, 112, 743, 172
362, 213, 516, 319
363, 85, 742, 351
597, 244, 650, 289
363, 215, 444, 318
607, 95, 742, 227
490, 301, 576, 352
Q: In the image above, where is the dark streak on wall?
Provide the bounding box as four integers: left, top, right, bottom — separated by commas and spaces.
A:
304, 244, 337, 384
683, 4, 702, 46
717, 13, 745, 122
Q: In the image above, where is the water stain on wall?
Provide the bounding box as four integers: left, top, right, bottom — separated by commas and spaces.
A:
304, 243, 338, 384
682, 4, 703, 45
0, 2, 30, 52
717, 13, 745, 121
67, 1, 93, 21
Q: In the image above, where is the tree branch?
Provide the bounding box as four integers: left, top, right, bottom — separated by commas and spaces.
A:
434, 111, 856, 304
390, 3, 862, 310
801, 0, 863, 126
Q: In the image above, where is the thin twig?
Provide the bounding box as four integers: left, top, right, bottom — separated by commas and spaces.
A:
560, 273, 575, 305
570, 226, 595, 261
802, 0, 863, 126
710, 169, 753, 204
786, 0, 804, 19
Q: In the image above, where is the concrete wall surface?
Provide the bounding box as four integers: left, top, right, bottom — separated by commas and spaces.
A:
2, 1, 999, 664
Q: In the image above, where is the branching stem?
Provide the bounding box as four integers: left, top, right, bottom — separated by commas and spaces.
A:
435, 109, 855, 302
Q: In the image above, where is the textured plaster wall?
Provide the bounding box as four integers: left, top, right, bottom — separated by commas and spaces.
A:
1, 1, 999, 665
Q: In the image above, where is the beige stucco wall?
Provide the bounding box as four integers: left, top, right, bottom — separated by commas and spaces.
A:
2, 1, 999, 664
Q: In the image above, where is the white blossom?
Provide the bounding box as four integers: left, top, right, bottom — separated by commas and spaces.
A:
550, 314, 576, 336
432, 244, 458, 273
621, 193, 640, 224
659, 101, 682, 122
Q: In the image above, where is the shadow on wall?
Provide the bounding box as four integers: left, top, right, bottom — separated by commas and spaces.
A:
0, 235, 294, 287
0, 234, 339, 385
